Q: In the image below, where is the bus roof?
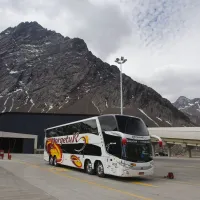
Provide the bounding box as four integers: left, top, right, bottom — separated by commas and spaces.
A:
45, 116, 99, 131
45, 114, 142, 131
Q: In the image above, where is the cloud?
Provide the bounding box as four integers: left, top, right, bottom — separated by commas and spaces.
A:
144, 65, 200, 102
0, 0, 132, 60
0, 0, 200, 102
108, 0, 200, 102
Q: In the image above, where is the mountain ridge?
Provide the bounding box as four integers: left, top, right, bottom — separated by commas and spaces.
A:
0, 21, 197, 127
173, 96, 200, 125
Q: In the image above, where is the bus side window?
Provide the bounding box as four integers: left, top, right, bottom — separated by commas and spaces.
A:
57, 127, 64, 137
67, 124, 79, 135
83, 145, 102, 156
63, 126, 69, 135
102, 132, 122, 159
98, 116, 118, 132
46, 129, 59, 137
81, 120, 98, 135
50, 129, 59, 137
46, 130, 50, 138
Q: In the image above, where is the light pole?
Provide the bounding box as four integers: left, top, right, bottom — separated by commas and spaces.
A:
115, 56, 127, 115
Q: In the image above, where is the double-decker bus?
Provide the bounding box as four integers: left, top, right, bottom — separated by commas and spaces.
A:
44, 114, 162, 177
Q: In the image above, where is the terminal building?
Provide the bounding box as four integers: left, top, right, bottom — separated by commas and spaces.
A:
0, 112, 96, 154
0, 112, 200, 157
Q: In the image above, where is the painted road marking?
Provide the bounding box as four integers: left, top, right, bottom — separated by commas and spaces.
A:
13, 159, 69, 172
49, 167, 69, 172
132, 181, 158, 188
52, 170, 153, 200
8, 159, 200, 188
14, 159, 153, 200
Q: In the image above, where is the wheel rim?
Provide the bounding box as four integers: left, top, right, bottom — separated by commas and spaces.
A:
50, 157, 53, 165
87, 161, 92, 173
97, 163, 103, 175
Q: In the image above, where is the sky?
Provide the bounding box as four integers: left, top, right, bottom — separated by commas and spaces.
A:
0, 0, 200, 102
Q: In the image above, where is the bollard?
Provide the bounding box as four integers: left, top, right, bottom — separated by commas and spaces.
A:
0, 150, 4, 159
7, 150, 12, 160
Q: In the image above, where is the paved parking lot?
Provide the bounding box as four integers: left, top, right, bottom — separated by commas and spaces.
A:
0, 154, 200, 200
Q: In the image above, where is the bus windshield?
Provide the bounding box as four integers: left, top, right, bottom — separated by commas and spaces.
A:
123, 140, 152, 162
98, 115, 152, 162
115, 115, 149, 136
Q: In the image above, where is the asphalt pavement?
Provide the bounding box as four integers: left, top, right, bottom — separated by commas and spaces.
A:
0, 154, 200, 200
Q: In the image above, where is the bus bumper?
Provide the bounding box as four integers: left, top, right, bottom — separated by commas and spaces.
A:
120, 166, 154, 177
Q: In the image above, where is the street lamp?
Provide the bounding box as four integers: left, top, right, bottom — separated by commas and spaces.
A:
115, 56, 127, 115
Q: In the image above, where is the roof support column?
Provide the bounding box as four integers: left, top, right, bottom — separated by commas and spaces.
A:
166, 144, 174, 157
33, 136, 38, 154
151, 143, 156, 157
186, 145, 193, 158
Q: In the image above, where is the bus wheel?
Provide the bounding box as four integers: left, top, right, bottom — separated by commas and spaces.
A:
49, 156, 53, 165
96, 161, 105, 178
53, 156, 58, 167
85, 160, 94, 175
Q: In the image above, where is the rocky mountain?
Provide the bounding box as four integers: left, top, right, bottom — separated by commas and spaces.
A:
173, 96, 200, 125
0, 21, 197, 127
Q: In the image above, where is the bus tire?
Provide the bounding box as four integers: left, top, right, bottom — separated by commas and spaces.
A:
49, 156, 53, 165
53, 156, 58, 167
96, 161, 105, 178
85, 160, 94, 175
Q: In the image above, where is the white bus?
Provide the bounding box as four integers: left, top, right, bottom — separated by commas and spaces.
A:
44, 114, 161, 177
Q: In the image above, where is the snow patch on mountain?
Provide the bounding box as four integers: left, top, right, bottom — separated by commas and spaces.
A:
138, 108, 159, 127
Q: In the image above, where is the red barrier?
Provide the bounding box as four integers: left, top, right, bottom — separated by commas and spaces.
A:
164, 172, 174, 179
0, 150, 4, 159
8, 150, 11, 160
167, 172, 174, 179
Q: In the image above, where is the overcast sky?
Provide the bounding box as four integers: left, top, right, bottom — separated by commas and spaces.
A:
0, 0, 200, 102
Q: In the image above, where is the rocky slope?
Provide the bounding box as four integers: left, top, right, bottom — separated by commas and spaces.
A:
173, 96, 200, 125
0, 21, 196, 127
